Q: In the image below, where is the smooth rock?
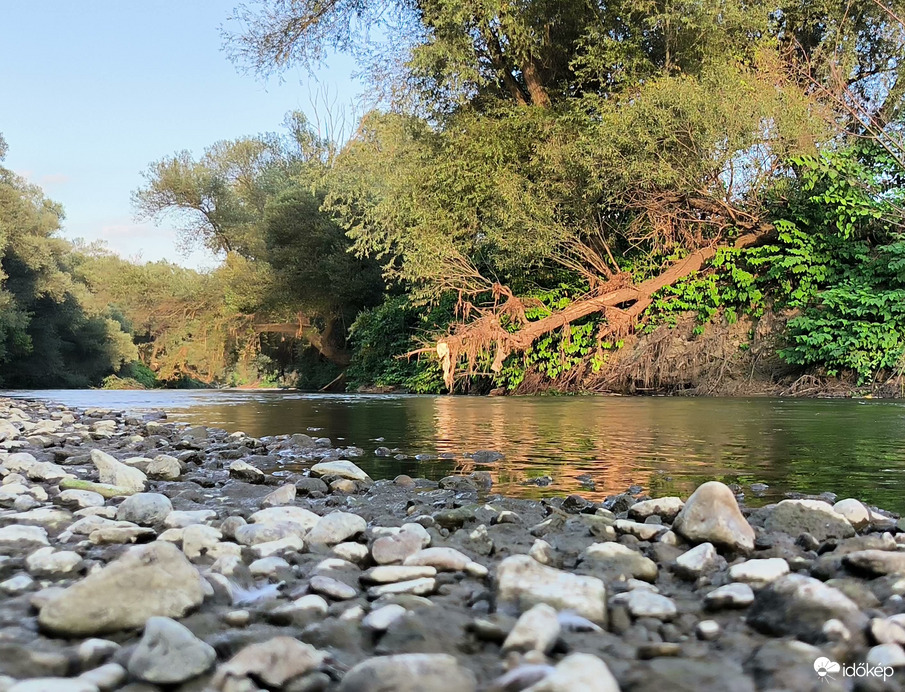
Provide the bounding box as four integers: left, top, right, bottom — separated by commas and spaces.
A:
0, 524, 49, 548
90, 449, 147, 493
338, 653, 476, 692
363, 604, 407, 632
524, 653, 619, 692
307, 511, 367, 546
672, 481, 754, 553
673, 542, 720, 580
866, 644, 905, 668
310, 460, 371, 482
502, 603, 560, 654
582, 542, 658, 582
26, 547, 82, 576
833, 498, 871, 530
372, 531, 422, 565
728, 558, 790, 587
611, 590, 677, 619
705, 583, 755, 609
843, 550, 905, 577
127, 616, 216, 684
8, 679, 98, 692
628, 497, 684, 522
261, 484, 296, 507
764, 499, 855, 541
249, 506, 320, 532
146, 455, 181, 481
362, 565, 437, 584
228, 460, 264, 483
212, 637, 325, 689
496, 555, 607, 625
403, 547, 473, 572
747, 573, 868, 644
367, 577, 436, 598
38, 542, 206, 636
310, 575, 358, 600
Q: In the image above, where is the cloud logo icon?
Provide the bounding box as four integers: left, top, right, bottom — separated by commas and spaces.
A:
814, 657, 841, 678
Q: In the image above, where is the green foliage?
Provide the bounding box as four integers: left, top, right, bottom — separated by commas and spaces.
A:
118, 360, 159, 389
648, 148, 905, 383
345, 295, 446, 393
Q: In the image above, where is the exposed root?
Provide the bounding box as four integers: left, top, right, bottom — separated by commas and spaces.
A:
431, 229, 771, 391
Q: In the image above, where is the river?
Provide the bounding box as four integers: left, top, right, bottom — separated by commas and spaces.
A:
5, 390, 905, 513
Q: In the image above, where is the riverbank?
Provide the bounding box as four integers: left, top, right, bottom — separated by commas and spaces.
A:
1, 397, 905, 691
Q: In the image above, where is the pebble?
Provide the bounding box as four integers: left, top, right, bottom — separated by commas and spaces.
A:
502, 603, 560, 653
727, 557, 790, 586
363, 604, 407, 631
705, 583, 755, 609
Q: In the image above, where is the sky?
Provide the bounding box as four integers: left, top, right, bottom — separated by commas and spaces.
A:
0, 1, 360, 269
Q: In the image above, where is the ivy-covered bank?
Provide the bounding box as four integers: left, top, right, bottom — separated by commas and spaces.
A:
343, 148, 905, 396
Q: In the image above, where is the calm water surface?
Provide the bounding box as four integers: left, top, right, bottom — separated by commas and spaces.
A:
6, 390, 905, 513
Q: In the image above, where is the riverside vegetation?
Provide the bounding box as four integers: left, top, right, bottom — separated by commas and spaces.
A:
4, 396, 905, 691
3, 0, 905, 394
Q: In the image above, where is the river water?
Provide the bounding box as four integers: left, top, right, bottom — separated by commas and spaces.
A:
5, 390, 905, 513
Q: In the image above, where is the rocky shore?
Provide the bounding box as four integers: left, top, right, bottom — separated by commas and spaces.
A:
1, 396, 905, 691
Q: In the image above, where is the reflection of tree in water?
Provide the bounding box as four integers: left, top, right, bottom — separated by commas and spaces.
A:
171, 393, 905, 513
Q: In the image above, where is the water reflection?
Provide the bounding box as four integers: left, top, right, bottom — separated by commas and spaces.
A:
7, 390, 905, 513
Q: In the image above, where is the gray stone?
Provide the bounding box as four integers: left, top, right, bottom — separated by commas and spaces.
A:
763, 499, 855, 541
502, 603, 560, 654
747, 573, 868, 644
867, 644, 905, 668
363, 604, 407, 632
842, 549, 905, 577
338, 654, 476, 692
310, 460, 371, 482
228, 460, 264, 483
8, 679, 98, 692
115, 493, 173, 526
372, 531, 422, 565
262, 483, 296, 507
26, 547, 82, 577
307, 511, 367, 546
0, 524, 49, 549
705, 583, 755, 609
673, 542, 720, 580
58, 489, 105, 509
582, 542, 658, 582
629, 497, 684, 522
728, 558, 790, 587
672, 481, 754, 553
524, 653, 619, 692
212, 636, 325, 690
611, 590, 677, 620
833, 498, 871, 530
146, 455, 181, 481
38, 542, 206, 636
90, 449, 147, 493
127, 616, 216, 684
496, 555, 607, 625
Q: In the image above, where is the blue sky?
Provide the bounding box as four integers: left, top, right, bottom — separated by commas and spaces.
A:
0, 1, 359, 269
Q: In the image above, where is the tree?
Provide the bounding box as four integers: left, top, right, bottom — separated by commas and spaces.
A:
133, 113, 384, 369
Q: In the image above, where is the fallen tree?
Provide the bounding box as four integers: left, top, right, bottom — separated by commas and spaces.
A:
430, 221, 773, 391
